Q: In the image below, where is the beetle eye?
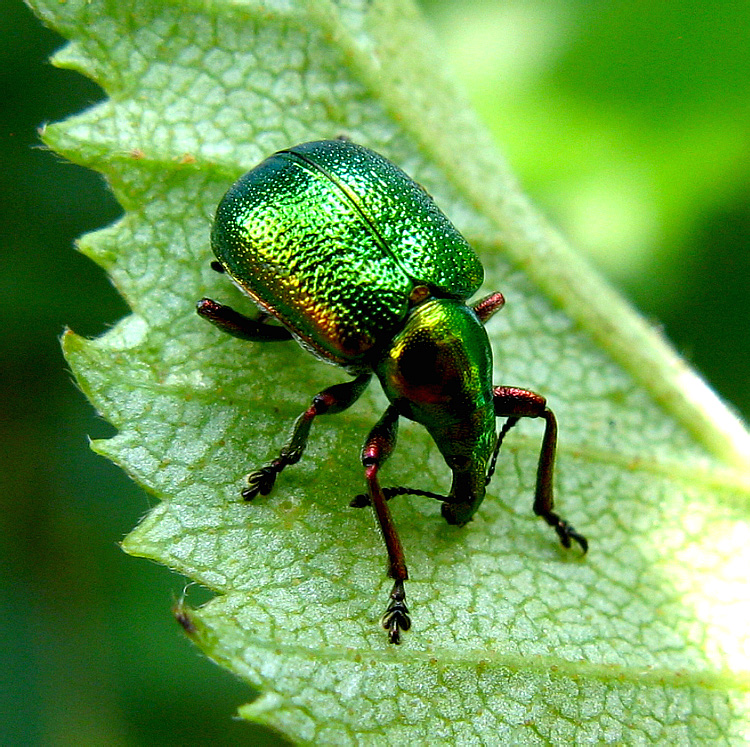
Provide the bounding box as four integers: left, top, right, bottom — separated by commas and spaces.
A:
392, 334, 466, 407
408, 285, 430, 306
398, 338, 444, 387
210, 260, 225, 274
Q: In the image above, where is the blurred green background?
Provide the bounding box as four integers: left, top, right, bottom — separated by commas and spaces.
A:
2, 0, 748, 743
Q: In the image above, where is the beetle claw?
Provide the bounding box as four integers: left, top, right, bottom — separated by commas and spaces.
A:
554, 519, 588, 554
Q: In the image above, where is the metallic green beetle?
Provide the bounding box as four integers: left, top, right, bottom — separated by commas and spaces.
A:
198, 139, 587, 644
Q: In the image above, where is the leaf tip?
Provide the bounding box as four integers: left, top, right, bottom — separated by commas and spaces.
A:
60, 327, 87, 355
237, 691, 286, 724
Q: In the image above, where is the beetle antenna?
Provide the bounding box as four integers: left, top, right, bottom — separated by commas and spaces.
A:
350, 485, 447, 508
485, 416, 520, 486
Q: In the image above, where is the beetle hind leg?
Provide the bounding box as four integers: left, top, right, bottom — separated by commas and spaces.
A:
242, 373, 372, 500
197, 298, 292, 342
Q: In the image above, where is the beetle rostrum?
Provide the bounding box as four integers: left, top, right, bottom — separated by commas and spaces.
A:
197, 139, 587, 644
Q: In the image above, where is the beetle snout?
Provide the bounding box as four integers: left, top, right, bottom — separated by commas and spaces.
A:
441, 499, 476, 527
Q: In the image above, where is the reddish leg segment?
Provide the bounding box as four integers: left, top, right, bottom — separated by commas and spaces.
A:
361, 405, 411, 643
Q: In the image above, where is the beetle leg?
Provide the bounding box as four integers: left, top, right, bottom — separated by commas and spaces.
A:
361, 406, 411, 644
492, 386, 588, 553
197, 298, 292, 342
243, 373, 372, 500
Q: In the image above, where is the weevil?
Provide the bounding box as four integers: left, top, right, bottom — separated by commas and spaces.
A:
198, 139, 587, 643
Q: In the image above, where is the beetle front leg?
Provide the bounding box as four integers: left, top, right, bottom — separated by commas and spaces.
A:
361, 406, 411, 644
493, 386, 588, 553
242, 373, 372, 500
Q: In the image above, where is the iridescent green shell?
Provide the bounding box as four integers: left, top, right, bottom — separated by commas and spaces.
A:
211, 139, 483, 369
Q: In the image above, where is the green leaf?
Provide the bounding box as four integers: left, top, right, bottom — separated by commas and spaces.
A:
34, 0, 750, 742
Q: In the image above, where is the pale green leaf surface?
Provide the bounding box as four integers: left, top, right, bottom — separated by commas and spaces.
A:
33, 0, 750, 742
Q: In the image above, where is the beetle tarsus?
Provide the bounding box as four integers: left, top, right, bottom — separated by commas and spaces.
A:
381, 579, 411, 644
547, 514, 588, 553
350, 493, 370, 508
536, 507, 588, 553
242, 463, 282, 500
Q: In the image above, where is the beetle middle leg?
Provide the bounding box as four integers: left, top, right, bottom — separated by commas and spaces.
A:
492, 386, 588, 553
243, 373, 372, 500
361, 405, 411, 644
